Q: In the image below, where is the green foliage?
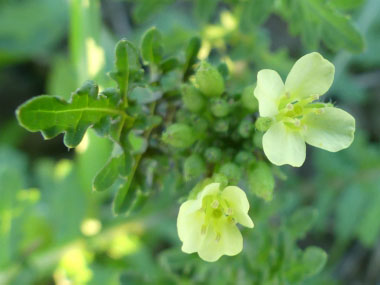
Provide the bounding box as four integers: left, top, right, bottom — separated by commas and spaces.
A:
248, 162, 275, 201
280, 0, 365, 52
3, 0, 379, 284
16, 81, 126, 148
141, 27, 164, 65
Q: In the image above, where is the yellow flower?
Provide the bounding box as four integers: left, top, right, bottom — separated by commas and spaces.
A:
254, 52, 355, 167
177, 183, 253, 262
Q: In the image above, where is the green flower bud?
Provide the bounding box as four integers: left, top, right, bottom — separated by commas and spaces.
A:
195, 61, 225, 97
184, 154, 206, 181
190, 115, 208, 133
219, 162, 242, 185
235, 151, 255, 164
241, 84, 258, 112
238, 118, 253, 138
210, 98, 231, 117
162, 123, 196, 148
205, 147, 222, 163
255, 117, 273, 132
181, 84, 205, 112
211, 173, 228, 189
214, 119, 229, 133
248, 161, 274, 201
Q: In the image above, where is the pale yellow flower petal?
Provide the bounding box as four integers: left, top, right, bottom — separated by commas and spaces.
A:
197, 182, 220, 201
254, 69, 284, 117
285, 52, 335, 100
198, 222, 243, 262
302, 107, 355, 152
177, 200, 204, 253
221, 186, 253, 228
263, 122, 306, 167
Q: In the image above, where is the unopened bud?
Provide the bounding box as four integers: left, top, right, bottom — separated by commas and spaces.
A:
162, 123, 196, 148
210, 98, 231, 117
205, 147, 222, 163
195, 61, 225, 97
220, 162, 242, 185
214, 119, 229, 133
241, 84, 258, 112
238, 118, 253, 138
184, 154, 206, 181
181, 84, 205, 112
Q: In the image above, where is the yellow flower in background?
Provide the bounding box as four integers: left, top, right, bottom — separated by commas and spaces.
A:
254, 52, 355, 167
177, 183, 253, 262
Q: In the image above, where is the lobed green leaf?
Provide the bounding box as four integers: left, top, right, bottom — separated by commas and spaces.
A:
16, 81, 125, 148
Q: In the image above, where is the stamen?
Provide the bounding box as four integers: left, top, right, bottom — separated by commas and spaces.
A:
211, 199, 219, 209
293, 118, 301, 127
227, 216, 235, 224
286, 103, 294, 111
226, 208, 233, 215
285, 91, 290, 98
215, 233, 221, 242
303, 125, 308, 131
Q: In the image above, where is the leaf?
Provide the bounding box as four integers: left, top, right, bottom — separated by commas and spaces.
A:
92, 144, 133, 192
16, 80, 125, 148
128, 131, 148, 154
194, 0, 219, 23
240, 0, 275, 30
331, 0, 365, 10
248, 162, 275, 201
129, 86, 162, 104
357, 187, 380, 247
281, 0, 365, 53
160, 57, 180, 73
301, 247, 328, 277
183, 37, 201, 78
335, 184, 367, 241
286, 246, 327, 283
0, 0, 67, 64
140, 27, 163, 65
287, 207, 318, 239
112, 179, 136, 215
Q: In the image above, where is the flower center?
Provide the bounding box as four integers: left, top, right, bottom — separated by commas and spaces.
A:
276, 93, 325, 130
200, 196, 235, 242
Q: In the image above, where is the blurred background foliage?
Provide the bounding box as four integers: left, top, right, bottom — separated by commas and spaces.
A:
1, 0, 380, 284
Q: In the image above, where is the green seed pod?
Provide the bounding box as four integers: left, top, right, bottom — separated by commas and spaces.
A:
205, 147, 222, 163
210, 98, 231, 117
181, 84, 205, 112
248, 161, 274, 201
238, 118, 254, 138
255, 117, 273, 132
241, 84, 258, 112
235, 151, 255, 165
214, 119, 229, 133
219, 162, 242, 185
195, 61, 225, 97
184, 154, 206, 181
162, 123, 196, 148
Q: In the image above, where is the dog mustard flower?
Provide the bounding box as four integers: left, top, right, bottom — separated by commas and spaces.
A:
177, 183, 253, 262
254, 52, 355, 167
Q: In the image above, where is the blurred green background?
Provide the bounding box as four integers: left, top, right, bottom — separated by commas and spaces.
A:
1, 0, 380, 284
